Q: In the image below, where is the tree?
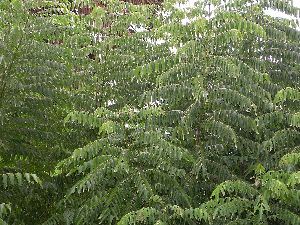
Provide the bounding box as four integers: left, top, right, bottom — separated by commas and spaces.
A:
0, 0, 299, 224
0, 0, 96, 223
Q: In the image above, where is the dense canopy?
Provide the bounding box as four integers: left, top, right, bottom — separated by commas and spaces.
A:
0, 0, 300, 224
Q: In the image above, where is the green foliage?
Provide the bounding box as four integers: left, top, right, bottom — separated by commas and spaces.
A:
207, 153, 300, 224
1, 173, 42, 188
0, 0, 299, 224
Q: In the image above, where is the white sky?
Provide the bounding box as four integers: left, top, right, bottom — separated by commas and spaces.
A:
265, 0, 300, 21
